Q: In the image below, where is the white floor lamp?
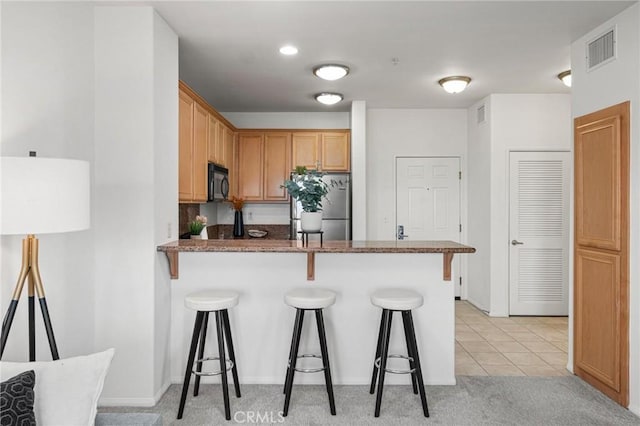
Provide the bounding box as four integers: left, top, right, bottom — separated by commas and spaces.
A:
1, 155, 90, 361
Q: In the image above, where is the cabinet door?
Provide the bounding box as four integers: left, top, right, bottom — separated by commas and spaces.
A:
224, 128, 236, 197
217, 122, 226, 167
264, 133, 291, 201
292, 133, 320, 170
237, 134, 264, 200
207, 114, 218, 164
321, 132, 350, 171
192, 103, 209, 202
178, 90, 194, 201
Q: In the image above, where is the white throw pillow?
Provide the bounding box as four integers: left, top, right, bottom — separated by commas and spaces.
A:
0, 348, 114, 426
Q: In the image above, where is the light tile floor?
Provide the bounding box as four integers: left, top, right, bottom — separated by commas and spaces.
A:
455, 300, 569, 376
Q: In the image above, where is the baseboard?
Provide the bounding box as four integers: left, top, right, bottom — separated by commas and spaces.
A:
629, 403, 639, 417
98, 397, 157, 407
464, 296, 489, 314
98, 382, 171, 407
154, 381, 171, 404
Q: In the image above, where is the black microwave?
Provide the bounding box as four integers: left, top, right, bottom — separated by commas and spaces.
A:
208, 163, 229, 202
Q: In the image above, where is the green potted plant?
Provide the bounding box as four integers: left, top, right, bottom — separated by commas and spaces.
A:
188, 215, 208, 239
282, 166, 329, 232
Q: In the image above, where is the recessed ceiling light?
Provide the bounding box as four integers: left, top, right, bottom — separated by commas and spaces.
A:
438, 76, 471, 94
558, 70, 571, 87
315, 93, 343, 105
279, 45, 298, 55
313, 64, 350, 81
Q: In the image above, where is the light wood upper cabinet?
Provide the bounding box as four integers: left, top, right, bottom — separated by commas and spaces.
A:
292, 133, 320, 170
291, 131, 350, 171
178, 81, 237, 203
178, 90, 194, 201
264, 133, 291, 201
321, 132, 350, 171
224, 127, 236, 197
178, 89, 209, 203
192, 103, 209, 202
207, 114, 221, 164
237, 133, 264, 200
237, 132, 292, 202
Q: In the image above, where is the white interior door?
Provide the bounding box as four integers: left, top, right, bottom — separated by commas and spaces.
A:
509, 151, 570, 315
396, 157, 461, 296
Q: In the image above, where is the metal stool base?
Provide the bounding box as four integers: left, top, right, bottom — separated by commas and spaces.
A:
374, 354, 416, 374
287, 353, 326, 373
193, 357, 235, 376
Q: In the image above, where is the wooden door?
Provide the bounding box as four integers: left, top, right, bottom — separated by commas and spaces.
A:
574, 101, 629, 406
178, 90, 194, 201
509, 151, 570, 315
192, 103, 209, 202
264, 133, 291, 201
292, 133, 320, 170
321, 132, 350, 171
396, 157, 461, 295
237, 133, 264, 200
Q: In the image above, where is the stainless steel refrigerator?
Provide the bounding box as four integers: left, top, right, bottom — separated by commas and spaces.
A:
290, 173, 351, 241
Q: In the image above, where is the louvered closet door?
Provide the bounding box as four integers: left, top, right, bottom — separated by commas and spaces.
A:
509, 152, 570, 315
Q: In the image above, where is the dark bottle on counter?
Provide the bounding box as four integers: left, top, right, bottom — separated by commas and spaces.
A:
233, 210, 244, 238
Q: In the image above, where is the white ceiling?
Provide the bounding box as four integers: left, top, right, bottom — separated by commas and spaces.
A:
150, 1, 634, 112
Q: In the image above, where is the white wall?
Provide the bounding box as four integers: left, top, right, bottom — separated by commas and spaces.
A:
489, 94, 571, 316
0, 2, 96, 360
366, 109, 468, 241
94, 6, 178, 405
350, 101, 367, 239
571, 3, 640, 414
152, 11, 179, 402
220, 112, 350, 129
466, 97, 492, 310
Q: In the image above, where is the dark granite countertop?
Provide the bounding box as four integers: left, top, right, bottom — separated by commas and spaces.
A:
157, 239, 476, 254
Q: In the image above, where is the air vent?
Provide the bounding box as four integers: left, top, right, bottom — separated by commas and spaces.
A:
587, 27, 616, 71
477, 104, 486, 124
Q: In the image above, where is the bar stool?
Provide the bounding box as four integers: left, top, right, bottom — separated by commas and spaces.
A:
283, 288, 337, 417
177, 290, 241, 421
369, 289, 429, 418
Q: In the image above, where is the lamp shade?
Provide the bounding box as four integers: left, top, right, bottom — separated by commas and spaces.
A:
1, 157, 90, 235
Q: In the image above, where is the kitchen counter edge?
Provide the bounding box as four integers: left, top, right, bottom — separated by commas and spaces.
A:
157, 240, 476, 254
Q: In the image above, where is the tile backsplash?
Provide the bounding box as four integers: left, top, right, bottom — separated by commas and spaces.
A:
178, 204, 200, 235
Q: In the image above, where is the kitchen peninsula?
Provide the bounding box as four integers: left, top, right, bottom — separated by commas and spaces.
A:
158, 239, 474, 387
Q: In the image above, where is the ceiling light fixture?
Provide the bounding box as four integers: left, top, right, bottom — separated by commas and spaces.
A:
558, 70, 571, 87
313, 64, 350, 81
279, 45, 298, 55
315, 93, 343, 105
438, 76, 471, 94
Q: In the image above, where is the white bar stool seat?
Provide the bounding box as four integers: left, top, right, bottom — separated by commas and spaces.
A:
370, 289, 423, 311
185, 290, 239, 312
285, 288, 336, 310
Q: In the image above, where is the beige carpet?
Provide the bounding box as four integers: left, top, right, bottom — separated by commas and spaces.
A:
100, 377, 640, 425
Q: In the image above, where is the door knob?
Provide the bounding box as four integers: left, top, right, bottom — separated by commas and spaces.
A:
511, 239, 524, 246
397, 225, 409, 240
